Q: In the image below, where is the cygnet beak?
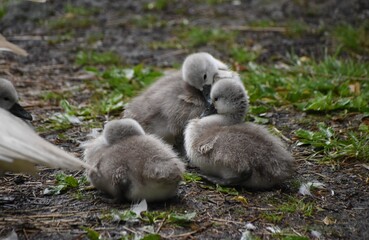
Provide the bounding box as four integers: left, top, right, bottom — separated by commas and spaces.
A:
9, 103, 33, 121
202, 84, 212, 104
201, 103, 217, 118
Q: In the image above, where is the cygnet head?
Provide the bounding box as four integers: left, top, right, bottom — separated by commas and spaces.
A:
0, 78, 32, 120
182, 52, 229, 102
103, 118, 145, 145
204, 78, 249, 123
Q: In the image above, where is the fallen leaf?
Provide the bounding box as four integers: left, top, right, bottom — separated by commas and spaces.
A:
232, 195, 248, 205
323, 216, 336, 225
349, 82, 361, 95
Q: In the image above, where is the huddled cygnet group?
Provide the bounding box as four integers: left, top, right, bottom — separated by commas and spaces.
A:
1, 52, 295, 202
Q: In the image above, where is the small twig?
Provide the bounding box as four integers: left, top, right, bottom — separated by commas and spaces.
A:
23, 228, 30, 240
271, 127, 292, 143
122, 226, 138, 235
210, 217, 244, 225
155, 218, 166, 234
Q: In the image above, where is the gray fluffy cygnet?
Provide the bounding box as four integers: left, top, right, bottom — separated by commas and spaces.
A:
123, 52, 231, 146
83, 118, 186, 202
184, 78, 295, 189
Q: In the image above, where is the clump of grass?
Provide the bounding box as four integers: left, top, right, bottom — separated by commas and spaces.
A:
249, 19, 276, 27
241, 57, 369, 113
47, 3, 99, 31
285, 20, 311, 37
260, 195, 316, 226
43, 173, 89, 195
295, 122, 369, 162
85, 65, 162, 116
179, 26, 237, 48
261, 212, 284, 224
131, 14, 166, 28
333, 22, 369, 55
0, 0, 10, 20
231, 46, 259, 64
75, 50, 122, 66
199, 183, 239, 196
277, 197, 315, 217
48, 18, 93, 30
145, 0, 169, 11
103, 208, 196, 226
183, 172, 203, 183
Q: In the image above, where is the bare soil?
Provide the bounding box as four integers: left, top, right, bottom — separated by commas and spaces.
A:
1, 0, 368, 239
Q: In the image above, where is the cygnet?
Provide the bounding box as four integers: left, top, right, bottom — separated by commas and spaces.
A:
0, 78, 93, 174
83, 118, 185, 202
123, 52, 232, 146
184, 78, 295, 189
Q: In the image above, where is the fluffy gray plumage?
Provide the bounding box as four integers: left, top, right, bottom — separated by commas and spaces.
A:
184, 78, 295, 189
123, 52, 231, 145
83, 118, 185, 202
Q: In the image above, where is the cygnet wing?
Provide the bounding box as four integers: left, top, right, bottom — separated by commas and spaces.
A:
0, 109, 93, 173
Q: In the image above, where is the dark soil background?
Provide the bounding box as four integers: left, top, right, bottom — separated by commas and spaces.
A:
0, 0, 368, 239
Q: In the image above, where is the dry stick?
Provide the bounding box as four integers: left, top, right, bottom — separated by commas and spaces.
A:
23, 229, 30, 240
155, 218, 166, 234
210, 217, 244, 225
122, 226, 139, 235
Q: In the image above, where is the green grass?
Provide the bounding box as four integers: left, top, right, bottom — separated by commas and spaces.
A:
260, 195, 316, 227
242, 57, 369, 113
39, 64, 162, 133
0, 0, 10, 20
333, 22, 369, 55
231, 46, 259, 64
296, 122, 369, 162
145, 0, 169, 11
285, 20, 312, 37
173, 26, 237, 49
75, 50, 122, 66
103, 208, 196, 226
46, 3, 99, 31
43, 173, 89, 196
189, 27, 237, 48
131, 14, 167, 28
241, 56, 369, 163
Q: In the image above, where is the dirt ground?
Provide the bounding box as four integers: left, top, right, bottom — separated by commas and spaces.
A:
0, 0, 368, 239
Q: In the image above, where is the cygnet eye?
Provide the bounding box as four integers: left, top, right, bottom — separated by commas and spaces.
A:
203, 74, 207, 80
214, 97, 219, 102
3, 97, 10, 101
